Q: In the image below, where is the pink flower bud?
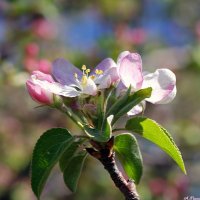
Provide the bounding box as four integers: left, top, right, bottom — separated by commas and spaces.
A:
26, 71, 54, 105
38, 59, 52, 74
24, 57, 38, 72
25, 43, 39, 57
32, 19, 56, 39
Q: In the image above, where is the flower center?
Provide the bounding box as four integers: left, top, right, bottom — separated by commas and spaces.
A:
81, 75, 88, 86
74, 65, 104, 86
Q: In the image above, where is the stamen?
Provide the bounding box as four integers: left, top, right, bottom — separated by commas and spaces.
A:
82, 65, 87, 71
98, 70, 103, 75
81, 75, 87, 86
95, 69, 104, 75
95, 69, 99, 74
90, 75, 96, 80
86, 69, 90, 74
74, 73, 78, 79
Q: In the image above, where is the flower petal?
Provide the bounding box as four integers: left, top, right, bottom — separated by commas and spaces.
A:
104, 67, 119, 84
32, 71, 54, 82
156, 85, 177, 104
58, 85, 81, 97
98, 75, 111, 89
82, 77, 97, 96
32, 77, 80, 97
119, 53, 143, 89
47, 82, 80, 97
142, 69, 176, 104
52, 58, 82, 85
95, 67, 119, 89
26, 81, 53, 104
117, 50, 130, 65
127, 102, 146, 116
116, 81, 127, 97
91, 58, 116, 75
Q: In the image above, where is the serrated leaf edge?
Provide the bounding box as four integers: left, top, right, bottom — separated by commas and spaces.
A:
126, 117, 186, 174
31, 128, 73, 199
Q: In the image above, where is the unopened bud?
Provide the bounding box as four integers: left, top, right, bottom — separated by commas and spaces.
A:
26, 71, 54, 105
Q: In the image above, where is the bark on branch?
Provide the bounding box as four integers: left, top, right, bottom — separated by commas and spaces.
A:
86, 137, 140, 200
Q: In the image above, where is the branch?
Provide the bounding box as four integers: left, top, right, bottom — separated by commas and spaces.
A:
86, 137, 140, 200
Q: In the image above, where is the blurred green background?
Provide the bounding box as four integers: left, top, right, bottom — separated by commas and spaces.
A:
0, 0, 200, 199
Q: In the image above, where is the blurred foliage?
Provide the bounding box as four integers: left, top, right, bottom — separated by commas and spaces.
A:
0, 0, 200, 199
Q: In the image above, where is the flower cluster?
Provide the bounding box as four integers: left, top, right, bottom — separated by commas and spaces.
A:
24, 42, 52, 74
26, 51, 176, 126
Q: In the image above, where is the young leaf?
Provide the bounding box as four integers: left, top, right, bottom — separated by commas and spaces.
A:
63, 152, 87, 192
97, 90, 104, 130
114, 133, 143, 184
31, 128, 73, 199
106, 86, 131, 117
104, 86, 117, 113
112, 87, 152, 125
84, 116, 111, 142
126, 117, 186, 174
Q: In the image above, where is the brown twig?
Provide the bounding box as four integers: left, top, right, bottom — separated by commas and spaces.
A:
86, 137, 140, 200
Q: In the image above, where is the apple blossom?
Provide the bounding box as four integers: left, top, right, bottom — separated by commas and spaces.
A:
27, 52, 185, 200
51, 58, 119, 97
26, 71, 55, 104
38, 59, 52, 74
32, 19, 56, 39
117, 51, 176, 115
25, 43, 39, 57
26, 52, 176, 117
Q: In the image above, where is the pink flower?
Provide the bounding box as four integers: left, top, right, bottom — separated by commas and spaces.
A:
24, 57, 39, 72
32, 19, 56, 39
118, 51, 177, 115
38, 59, 52, 74
50, 58, 119, 97
26, 71, 55, 104
24, 57, 52, 74
26, 57, 120, 100
116, 25, 146, 45
25, 43, 39, 57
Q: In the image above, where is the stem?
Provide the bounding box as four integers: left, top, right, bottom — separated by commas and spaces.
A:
74, 135, 89, 139
100, 152, 139, 200
59, 105, 84, 130
112, 128, 127, 133
86, 137, 140, 200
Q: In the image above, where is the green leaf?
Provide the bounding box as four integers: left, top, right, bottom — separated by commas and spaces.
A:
31, 128, 73, 199
114, 133, 143, 184
104, 86, 117, 113
112, 87, 152, 125
63, 152, 87, 192
126, 117, 186, 174
106, 86, 131, 117
97, 90, 104, 130
84, 116, 111, 142
59, 141, 80, 172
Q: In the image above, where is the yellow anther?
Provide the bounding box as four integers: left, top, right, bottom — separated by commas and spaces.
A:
82, 65, 87, 71
81, 75, 87, 85
98, 70, 103, 75
95, 69, 99, 74
90, 75, 96, 80
95, 69, 103, 75
74, 73, 78, 79
86, 69, 90, 74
